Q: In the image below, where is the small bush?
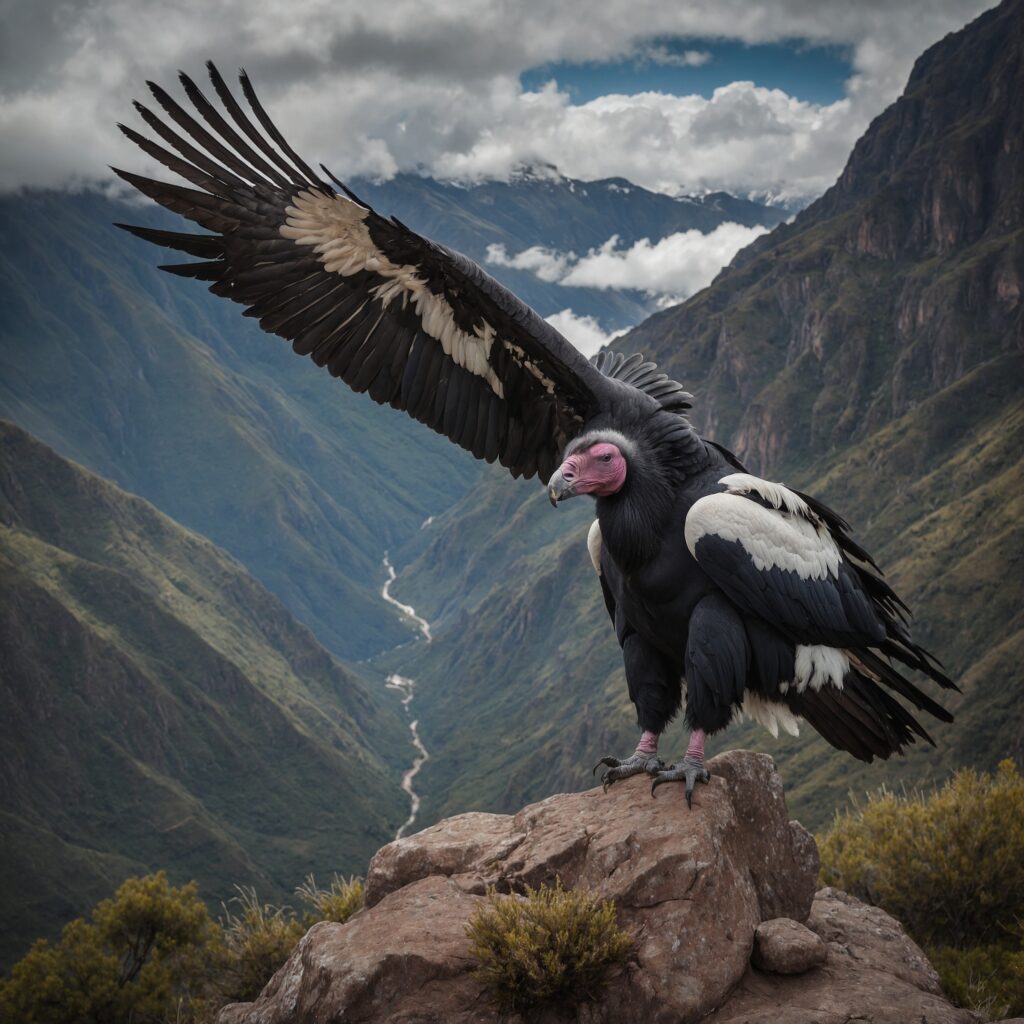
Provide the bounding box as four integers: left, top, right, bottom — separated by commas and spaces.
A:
295, 873, 364, 926
466, 880, 634, 1015
818, 760, 1024, 1018
216, 887, 305, 1003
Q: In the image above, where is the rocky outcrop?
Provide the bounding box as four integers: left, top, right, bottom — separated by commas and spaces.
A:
218, 751, 974, 1024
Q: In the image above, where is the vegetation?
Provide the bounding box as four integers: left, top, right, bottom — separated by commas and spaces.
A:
0, 422, 407, 968
0, 871, 365, 1023
818, 761, 1024, 1019
466, 880, 634, 1015
218, 874, 364, 1002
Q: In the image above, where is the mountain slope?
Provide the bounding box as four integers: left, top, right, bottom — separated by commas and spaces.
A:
0, 175, 783, 659
0, 422, 409, 968
0, 191, 480, 659
350, 171, 789, 329
382, 0, 1024, 830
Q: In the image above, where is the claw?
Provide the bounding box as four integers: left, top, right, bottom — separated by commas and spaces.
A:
591, 751, 664, 791
650, 756, 711, 808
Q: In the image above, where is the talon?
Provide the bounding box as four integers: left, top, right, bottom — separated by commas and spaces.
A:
590, 751, 663, 791
649, 756, 711, 808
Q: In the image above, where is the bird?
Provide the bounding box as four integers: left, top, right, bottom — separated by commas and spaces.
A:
114, 63, 957, 807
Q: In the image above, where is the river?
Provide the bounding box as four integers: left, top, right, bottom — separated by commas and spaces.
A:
381, 554, 432, 839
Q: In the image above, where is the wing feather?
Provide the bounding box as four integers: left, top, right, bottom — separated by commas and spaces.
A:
116, 63, 615, 481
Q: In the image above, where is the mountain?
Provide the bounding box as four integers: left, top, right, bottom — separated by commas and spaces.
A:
0, 176, 783, 660
381, 0, 1024, 831
348, 170, 790, 328
0, 190, 479, 660
0, 421, 409, 969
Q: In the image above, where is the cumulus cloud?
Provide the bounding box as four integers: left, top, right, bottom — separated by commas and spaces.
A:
488, 221, 770, 305
485, 242, 573, 282
0, 0, 995, 195
545, 309, 628, 357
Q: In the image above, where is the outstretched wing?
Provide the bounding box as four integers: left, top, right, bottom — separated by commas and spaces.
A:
114, 63, 616, 482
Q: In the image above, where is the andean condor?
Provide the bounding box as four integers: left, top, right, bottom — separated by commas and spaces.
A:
114, 64, 957, 806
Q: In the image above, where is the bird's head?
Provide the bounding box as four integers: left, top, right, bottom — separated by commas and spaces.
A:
548, 431, 630, 506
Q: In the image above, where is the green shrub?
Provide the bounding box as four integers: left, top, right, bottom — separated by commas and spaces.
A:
295, 873, 364, 926
818, 760, 1024, 1018
0, 871, 216, 1024
929, 943, 1024, 1021
215, 887, 305, 1004
466, 880, 634, 1015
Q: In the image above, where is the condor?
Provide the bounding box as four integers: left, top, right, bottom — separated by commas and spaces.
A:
116, 64, 956, 807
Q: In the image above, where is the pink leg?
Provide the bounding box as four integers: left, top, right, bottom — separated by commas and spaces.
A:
685, 729, 706, 766
636, 730, 660, 754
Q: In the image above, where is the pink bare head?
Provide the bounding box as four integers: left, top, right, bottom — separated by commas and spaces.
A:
548, 438, 628, 504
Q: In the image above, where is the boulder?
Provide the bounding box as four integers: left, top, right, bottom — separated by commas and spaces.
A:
218, 752, 972, 1024
751, 917, 828, 974
705, 888, 977, 1024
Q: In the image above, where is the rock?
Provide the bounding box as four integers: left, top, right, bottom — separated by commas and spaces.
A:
218, 753, 972, 1024
220, 751, 815, 1024
218, 875, 490, 1024
705, 888, 977, 1024
751, 918, 827, 974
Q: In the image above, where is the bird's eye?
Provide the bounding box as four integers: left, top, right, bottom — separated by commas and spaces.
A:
601, 453, 612, 462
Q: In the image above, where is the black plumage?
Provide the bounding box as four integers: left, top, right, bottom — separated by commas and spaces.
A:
116, 64, 957, 784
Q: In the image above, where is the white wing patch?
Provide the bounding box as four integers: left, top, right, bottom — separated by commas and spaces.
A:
741, 692, 801, 738
718, 473, 815, 519
793, 644, 849, 693
587, 519, 602, 575
685, 486, 842, 582
280, 189, 505, 398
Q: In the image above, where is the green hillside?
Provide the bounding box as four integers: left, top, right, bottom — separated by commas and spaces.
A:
0, 422, 409, 969
382, 0, 1024, 830
0, 191, 480, 660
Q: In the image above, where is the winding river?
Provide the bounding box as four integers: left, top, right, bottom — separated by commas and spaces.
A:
381, 554, 432, 839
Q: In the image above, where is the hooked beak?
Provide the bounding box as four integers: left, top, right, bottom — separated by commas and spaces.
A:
547, 466, 577, 507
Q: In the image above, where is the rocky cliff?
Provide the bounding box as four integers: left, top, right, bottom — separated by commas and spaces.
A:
218, 752, 978, 1024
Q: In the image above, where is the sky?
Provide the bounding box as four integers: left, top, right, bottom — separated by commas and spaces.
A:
0, 0, 998, 352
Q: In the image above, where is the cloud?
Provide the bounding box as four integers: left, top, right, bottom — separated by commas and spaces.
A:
488, 221, 770, 305
635, 45, 712, 68
0, 0, 996, 195
545, 309, 628, 357
485, 242, 573, 282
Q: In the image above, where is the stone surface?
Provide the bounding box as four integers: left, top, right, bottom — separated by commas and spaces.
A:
218, 754, 973, 1024
751, 917, 828, 974
705, 888, 977, 1024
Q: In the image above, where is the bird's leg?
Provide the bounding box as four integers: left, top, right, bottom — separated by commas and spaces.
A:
592, 730, 665, 791
650, 729, 711, 808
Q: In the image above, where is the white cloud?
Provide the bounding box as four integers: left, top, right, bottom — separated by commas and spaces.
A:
636, 45, 712, 68
485, 242, 573, 282
545, 309, 628, 357
0, 0, 996, 195
488, 221, 770, 305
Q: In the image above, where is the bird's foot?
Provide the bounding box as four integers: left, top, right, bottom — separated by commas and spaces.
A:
650, 756, 711, 808
592, 750, 664, 791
